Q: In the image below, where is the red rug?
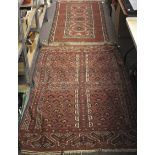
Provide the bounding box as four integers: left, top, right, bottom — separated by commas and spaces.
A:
19, 44, 136, 153
49, 1, 109, 43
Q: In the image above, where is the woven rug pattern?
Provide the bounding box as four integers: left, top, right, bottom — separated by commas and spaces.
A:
19, 45, 136, 153
19, 0, 136, 154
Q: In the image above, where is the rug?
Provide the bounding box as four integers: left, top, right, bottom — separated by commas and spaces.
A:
19, 44, 136, 153
49, 1, 109, 43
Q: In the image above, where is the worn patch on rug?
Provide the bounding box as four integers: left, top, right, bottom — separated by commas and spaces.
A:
49, 1, 109, 43
19, 45, 136, 152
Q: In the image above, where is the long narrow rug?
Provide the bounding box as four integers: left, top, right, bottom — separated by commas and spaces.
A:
19, 44, 136, 153
49, 1, 109, 43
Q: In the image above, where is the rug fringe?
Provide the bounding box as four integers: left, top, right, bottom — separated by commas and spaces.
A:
21, 149, 137, 155
47, 41, 115, 46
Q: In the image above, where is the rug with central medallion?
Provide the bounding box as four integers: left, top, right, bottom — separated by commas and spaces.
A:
19, 44, 136, 154
49, 1, 109, 43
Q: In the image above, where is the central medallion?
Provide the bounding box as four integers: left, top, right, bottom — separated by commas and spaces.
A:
64, 3, 95, 38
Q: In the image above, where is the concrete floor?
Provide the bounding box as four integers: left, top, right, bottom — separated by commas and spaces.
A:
40, 0, 57, 44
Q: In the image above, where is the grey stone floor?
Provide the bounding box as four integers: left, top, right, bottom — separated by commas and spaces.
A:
40, 0, 57, 44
